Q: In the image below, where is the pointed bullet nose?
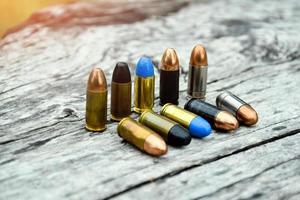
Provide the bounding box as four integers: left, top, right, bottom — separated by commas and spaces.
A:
144, 134, 168, 156
136, 56, 154, 78
112, 62, 131, 83
189, 116, 212, 138
190, 44, 208, 67
160, 48, 179, 71
168, 125, 191, 146
87, 68, 107, 92
237, 105, 258, 126
215, 111, 239, 131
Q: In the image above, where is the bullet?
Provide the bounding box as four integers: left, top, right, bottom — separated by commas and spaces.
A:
134, 56, 155, 113
184, 99, 239, 131
118, 117, 167, 156
188, 44, 208, 99
139, 110, 191, 146
216, 91, 258, 126
161, 103, 211, 138
111, 62, 132, 121
160, 48, 180, 105
85, 68, 107, 132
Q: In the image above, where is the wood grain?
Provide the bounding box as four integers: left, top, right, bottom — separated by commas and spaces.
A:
0, 0, 300, 199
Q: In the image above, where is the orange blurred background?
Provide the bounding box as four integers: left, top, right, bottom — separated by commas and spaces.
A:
0, 0, 77, 36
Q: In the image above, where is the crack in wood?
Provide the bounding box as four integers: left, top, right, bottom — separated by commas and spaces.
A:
103, 129, 300, 200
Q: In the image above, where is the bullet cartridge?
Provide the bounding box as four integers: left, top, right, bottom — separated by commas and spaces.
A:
139, 110, 191, 146
216, 92, 258, 126
111, 62, 132, 121
188, 44, 208, 99
161, 103, 211, 138
160, 48, 180, 105
85, 68, 107, 132
118, 117, 167, 156
134, 56, 155, 113
185, 99, 239, 131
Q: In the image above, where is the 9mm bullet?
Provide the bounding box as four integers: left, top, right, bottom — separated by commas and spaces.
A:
139, 110, 191, 146
185, 99, 239, 131
216, 91, 258, 126
188, 44, 208, 99
111, 62, 132, 121
118, 117, 167, 156
161, 103, 211, 138
134, 57, 155, 113
160, 48, 180, 105
85, 68, 107, 132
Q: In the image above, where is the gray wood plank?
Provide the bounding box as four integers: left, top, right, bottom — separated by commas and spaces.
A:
0, 0, 300, 199
113, 132, 300, 200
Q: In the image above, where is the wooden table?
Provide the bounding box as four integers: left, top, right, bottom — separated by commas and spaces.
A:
0, 0, 299, 199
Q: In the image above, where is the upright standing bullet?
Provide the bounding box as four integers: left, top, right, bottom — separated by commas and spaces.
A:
160, 48, 180, 105
111, 62, 132, 121
161, 103, 211, 138
185, 99, 239, 131
188, 44, 208, 99
85, 68, 107, 132
139, 110, 191, 146
118, 117, 167, 156
134, 56, 155, 113
216, 91, 258, 126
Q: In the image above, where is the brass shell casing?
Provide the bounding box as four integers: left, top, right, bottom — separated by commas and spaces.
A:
85, 68, 107, 132
111, 82, 131, 121
134, 76, 155, 113
160, 103, 196, 128
139, 110, 175, 141
118, 118, 167, 156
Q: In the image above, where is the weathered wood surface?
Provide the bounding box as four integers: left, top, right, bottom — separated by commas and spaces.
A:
0, 0, 300, 199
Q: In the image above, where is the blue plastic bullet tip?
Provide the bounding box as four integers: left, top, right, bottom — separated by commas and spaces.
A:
189, 116, 212, 138
136, 56, 154, 77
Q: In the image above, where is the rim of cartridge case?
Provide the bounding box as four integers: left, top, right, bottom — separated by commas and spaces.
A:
117, 117, 132, 133
160, 103, 173, 115
216, 92, 230, 107
139, 110, 153, 123
85, 125, 107, 132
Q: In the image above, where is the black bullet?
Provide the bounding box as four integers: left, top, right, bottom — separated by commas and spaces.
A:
185, 99, 239, 131
111, 62, 132, 121
139, 110, 191, 146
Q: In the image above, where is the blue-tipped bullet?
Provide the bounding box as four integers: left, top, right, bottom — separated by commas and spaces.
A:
134, 56, 155, 113
161, 103, 211, 138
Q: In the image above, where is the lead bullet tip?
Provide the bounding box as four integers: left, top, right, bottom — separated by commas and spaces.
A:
160, 48, 179, 71
87, 68, 107, 92
190, 44, 208, 67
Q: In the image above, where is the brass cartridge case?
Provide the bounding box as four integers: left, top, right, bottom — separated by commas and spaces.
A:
134, 76, 155, 113
118, 117, 167, 156
85, 68, 107, 132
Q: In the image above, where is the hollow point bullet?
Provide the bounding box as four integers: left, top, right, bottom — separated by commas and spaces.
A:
185, 99, 239, 131
160, 48, 180, 105
216, 91, 258, 126
118, 117, 167, 156
134, 56, 155, 113
85, 68, 107, 132
111, 62, 132, 121
188, 44, 208, 99
139, 110, 191, 146
161, 103, 211, 138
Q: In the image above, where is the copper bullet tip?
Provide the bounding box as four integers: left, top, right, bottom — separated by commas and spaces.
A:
190, 44, 208, 67
144, 134, 168, 156
237, 105, 258, 126
160, 48, 179, 71
87, 68, 107, 92
215, 111, 239, 131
